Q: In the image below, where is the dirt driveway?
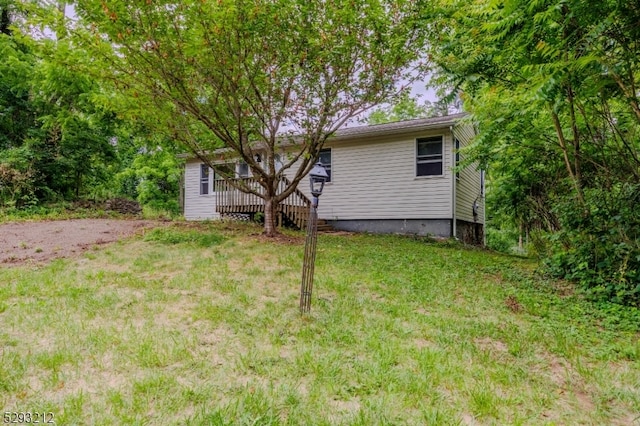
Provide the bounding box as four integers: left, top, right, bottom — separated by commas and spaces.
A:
0, 219, 159, 266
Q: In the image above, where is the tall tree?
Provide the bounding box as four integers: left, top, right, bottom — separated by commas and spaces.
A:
72, 0, 431, 236
428, 0, 640, 304
0, 2, 126, 205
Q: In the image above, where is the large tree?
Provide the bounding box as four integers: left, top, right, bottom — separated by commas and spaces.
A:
428, 0, 640, 304
71, 0, 431, 235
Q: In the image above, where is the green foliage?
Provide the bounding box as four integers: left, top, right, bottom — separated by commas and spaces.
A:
0, 24, 123, 205
115, 144, 182, 215
0, 9, 182, 213
367, 91, 439, 124
546, 184, 640, 306
0, 146, 36, 208
485, 228, 518, 254
0, 31, 35, 152
429, 0, 640, 306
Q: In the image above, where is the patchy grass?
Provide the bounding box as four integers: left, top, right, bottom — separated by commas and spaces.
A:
0, 222, 638, 425
0, 204, 117, 223
0, 202, 180, 224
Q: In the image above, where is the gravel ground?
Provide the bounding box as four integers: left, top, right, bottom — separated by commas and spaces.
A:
0, 219, 159, 266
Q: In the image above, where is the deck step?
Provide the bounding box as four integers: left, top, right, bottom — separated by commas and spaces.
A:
316, 219, 334, 232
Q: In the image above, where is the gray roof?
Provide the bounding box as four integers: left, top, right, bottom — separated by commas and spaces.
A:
331, 112, 467, 141
177, 112, 468, 159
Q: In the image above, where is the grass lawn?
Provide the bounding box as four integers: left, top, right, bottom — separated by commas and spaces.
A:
1, 222, 638, 425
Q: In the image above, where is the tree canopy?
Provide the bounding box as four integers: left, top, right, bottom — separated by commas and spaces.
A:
429, 0, 640, 305
0, 1, 182, 213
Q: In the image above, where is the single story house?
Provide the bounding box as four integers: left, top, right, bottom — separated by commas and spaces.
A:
180, 112, 485, 244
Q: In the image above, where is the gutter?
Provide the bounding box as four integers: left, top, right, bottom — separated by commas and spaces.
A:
176, 113, 468, 159
451, 125, 457, 240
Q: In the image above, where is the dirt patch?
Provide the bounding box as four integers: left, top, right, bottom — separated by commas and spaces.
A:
0, 219, 161, 266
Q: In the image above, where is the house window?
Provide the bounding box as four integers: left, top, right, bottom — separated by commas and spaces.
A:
200, 164, 211, 195
238, 161, 249, 178
319, 149, 332, 182
274, 154, 283, 172
455, 138, 460, 180
480, 170, 485, 196
215, 163, 234, 179
416, 136, 443, 176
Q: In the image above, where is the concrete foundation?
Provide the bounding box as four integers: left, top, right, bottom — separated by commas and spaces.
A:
456, 219, 484, 245
327, 219, 453, 238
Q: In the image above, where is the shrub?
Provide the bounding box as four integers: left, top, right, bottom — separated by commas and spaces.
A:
545, 184, 640, 307
486, 227, 516, 253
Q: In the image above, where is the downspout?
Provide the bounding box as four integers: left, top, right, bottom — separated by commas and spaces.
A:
483, 170, 487, 247
450, 125, 457, 240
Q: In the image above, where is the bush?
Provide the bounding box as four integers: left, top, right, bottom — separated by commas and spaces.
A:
486, 227, 517, 253
545, 184, 640, 307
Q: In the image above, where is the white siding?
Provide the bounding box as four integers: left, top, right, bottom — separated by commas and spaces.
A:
285, 131, 454, 220
183, 160, 220, 220
454, 123, 485, 224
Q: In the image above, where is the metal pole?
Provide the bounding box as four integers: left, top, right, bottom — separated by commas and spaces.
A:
300, 196, 319, 313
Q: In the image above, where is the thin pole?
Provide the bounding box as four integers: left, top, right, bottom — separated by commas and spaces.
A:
300, 197, 319, 313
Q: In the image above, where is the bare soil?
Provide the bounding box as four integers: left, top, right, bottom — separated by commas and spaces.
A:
0, 219, 160, 266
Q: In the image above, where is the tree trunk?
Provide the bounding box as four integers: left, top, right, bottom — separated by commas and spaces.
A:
550, 110, 585, 205
263, 196, 279, 237
178, 172, 185, 214
518, 221, 523, 250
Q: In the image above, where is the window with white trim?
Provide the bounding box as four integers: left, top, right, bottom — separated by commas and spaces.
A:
200, 164, 212, 195
319, 149, 332, 182
416, 136, 443, 176
238, 161, 249, 178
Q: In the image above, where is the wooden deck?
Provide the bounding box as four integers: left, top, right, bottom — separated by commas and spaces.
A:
214, 176, 311, 229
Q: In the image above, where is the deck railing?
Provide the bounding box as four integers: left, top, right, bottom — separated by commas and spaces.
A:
214, 176, 311, 229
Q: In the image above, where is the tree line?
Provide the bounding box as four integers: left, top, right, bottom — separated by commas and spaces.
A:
0, 1, 180, 213
426, 0, 640, 306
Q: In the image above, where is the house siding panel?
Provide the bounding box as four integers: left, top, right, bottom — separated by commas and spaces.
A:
285, 131, 453, 221
454, 122, 484, 224
184, 160, 219, 220
180, 114, 484, 241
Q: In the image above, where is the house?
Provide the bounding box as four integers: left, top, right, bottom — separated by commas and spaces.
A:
180, 112, 485, 244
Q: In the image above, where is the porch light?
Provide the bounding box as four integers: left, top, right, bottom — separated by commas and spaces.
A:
309, 162, 329, 200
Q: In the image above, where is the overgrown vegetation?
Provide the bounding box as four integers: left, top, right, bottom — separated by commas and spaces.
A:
0, 222, 638, 424
429, 0, 640, 306
0, 1, 182, 215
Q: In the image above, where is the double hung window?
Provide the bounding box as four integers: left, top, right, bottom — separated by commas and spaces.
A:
200, 164, 212, 195
238, 162, 250, 178
319, 149, 332, 182
416, 136, 443, 176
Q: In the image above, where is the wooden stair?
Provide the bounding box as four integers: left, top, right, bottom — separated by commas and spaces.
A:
215, 176, 311, 230
316, 219, 334, 232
